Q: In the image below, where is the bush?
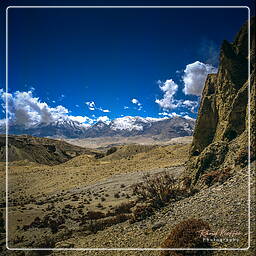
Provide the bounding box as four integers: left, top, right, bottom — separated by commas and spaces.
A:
114, 201, 135, 214
87, 211, 105, 220
132, 172, 179, 207
130, 202, 154, 222
160, 218, 212, 256
106, 147, 117, 156
31, 234, 55, 254
84, 213, 130, 233
23, 213, 66, 234
202, 167, 231, 187
180, 176, 192, 191
114, 192, 120, 198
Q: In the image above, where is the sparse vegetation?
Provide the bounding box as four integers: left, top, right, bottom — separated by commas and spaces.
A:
160, 218, 212, 256
106, 146, 118, 156
87, 211, 105, 220
235, 147, 248, 167
131, 202, 154, 222
114, 201, 135, 214
202, 167, 232, 187
114, 192, 120, 198
132, 172, 181, 207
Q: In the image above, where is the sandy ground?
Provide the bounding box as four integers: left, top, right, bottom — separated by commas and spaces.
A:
0, 142, 190, 249
65, 136, 192, 149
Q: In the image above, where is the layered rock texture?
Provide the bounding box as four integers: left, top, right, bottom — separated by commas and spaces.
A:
186, 17, 255, 186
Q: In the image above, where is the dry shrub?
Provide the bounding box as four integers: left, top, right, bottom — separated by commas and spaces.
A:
102, 213, 130, 227
160, 218, 212, 256
179, 176, 192, 190
85, 213, 130, 233
87, 211, 105, 220
24, 214, 65, 234
114, 201, 135, 214
132, 172, 179, 207
30, 234, 55, 255
106, 147, 117, 156
202, 167, 232, 187
12, 235, 24, 244
130, 203, 154, 222
114, 192, 120, 198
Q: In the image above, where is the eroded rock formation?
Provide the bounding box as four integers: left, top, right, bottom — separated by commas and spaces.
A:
186, 17, 255, 187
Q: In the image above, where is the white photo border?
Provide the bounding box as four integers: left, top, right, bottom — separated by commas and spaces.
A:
5, 5, 251, 251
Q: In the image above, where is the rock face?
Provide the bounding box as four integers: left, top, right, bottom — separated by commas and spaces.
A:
186, 17, 255, 186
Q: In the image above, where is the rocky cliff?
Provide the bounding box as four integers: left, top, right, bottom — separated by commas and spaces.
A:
185, 17, 255, 187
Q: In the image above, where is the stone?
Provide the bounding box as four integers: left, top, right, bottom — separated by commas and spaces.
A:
184, 17, 255, 187
151, 221, 166, 231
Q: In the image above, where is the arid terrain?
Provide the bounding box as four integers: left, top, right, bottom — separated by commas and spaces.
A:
0, 135, 255, 256
65, 136, 193, 149
0, 15, 255, 256
0, 136, 193, 254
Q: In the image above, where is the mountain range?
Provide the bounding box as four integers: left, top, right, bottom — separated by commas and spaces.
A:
0, 115, 195, 139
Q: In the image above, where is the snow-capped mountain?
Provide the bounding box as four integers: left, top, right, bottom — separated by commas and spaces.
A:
3, 118, 89, 138
2, 116, 195, 139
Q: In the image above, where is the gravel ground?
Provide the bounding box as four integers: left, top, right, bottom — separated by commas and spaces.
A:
48, 162, 255, 256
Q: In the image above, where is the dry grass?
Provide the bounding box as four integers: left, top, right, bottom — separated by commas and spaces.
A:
2, 143, 190, 203
0, 142, 191, 247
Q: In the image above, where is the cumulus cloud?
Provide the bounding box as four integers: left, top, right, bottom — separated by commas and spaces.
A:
158, 112, 181, 118
155, 79, 179, 110
182, 61, 217, 96
0, 89, 93, 127
180, 100, 198, 113
131, 98, 142, 110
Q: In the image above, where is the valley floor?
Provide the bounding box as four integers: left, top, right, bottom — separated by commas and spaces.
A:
49, 163, 255, 256
0, 139, 255, 255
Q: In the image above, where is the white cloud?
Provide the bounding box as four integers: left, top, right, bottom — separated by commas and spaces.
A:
182, 61, 217, 96
131, 98, 139, 105
155, 79, 179, 110
99, 107, 110, 113
0, 89, 93, 127
180, 100, 198, 113
85, 101, 96, 110
158, 112, 181, 118
124, 106, 129, 109
183, 115, 195, 121
69, 115, 93, 124
85, 101, 110, 113
131, 98, 142, 110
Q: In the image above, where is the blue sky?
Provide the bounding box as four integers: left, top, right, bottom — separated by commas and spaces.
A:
0, 3, 251, 126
